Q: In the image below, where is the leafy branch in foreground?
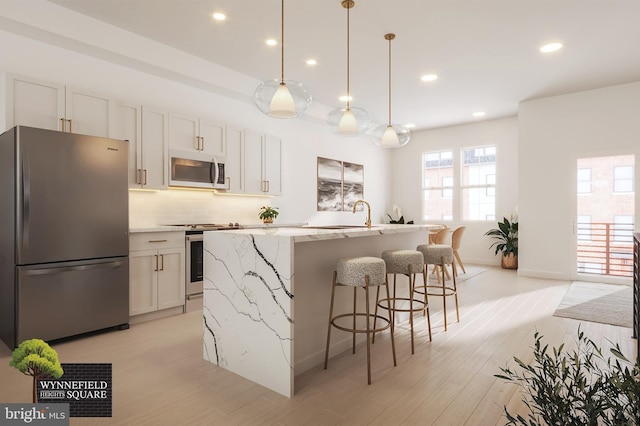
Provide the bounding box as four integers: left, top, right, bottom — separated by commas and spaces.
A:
495, 328, 640, 425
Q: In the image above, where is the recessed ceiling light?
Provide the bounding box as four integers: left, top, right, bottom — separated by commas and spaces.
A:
472, 111, 486, 117
212, 12, 226, 21
540, 42, 562, 53
339, 95, 352, 102
265, 39, 277, 46
306, 59, 317, 66
420, 74, 438, 82
405, 123, 416, 128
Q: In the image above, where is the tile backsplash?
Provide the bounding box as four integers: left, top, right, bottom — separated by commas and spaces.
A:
129, 189, 268, 228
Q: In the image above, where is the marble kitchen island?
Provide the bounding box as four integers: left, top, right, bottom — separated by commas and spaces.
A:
202, 224, 440, 397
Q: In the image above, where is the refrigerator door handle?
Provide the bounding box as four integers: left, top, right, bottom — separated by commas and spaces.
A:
21, 151, 31, 251
22, 260, 127, 276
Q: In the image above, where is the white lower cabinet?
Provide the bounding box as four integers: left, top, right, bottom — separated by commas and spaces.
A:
129, 232, 185, 316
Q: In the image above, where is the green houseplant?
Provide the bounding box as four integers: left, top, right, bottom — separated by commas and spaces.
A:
259, 206, 279, 224
495, 329, 640, 425
10, 339, 64, 403
485, 217, 518, 269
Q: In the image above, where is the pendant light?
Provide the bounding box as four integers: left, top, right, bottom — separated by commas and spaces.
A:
254, 0, 311, 118
326, 0, 370, 136
374, 33, 410, 148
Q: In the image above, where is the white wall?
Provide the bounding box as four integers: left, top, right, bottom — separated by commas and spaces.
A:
518, 81, 640, 280
0, 0, 390, 228
390, 117, 519, 265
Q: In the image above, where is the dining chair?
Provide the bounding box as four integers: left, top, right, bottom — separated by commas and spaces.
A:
430, 227, 451, 282
451, 226, 467, 276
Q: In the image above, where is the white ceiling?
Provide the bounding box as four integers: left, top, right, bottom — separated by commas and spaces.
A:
47, 0, 640, 131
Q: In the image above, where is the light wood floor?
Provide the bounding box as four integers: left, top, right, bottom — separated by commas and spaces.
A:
0, 267, 636, 425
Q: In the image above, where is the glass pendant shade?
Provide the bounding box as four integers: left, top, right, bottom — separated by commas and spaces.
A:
255, 79, 311, 118
327, 0, 369, 136
326, 106, 370, 136
254, 0, 311, 119
373, 123, 410, 148
375, 32, 410, 148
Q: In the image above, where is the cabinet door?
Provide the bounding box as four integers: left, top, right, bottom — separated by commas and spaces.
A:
112, 102, 142, 188
199, 119, 226, 157
264, 134, 282, 195
168, 113, 199, 152
225, 126, 243, 193
141, 106, 169, 190
157, 248, 185, 310
244, 129, 265, 194
8, 74, 65, 131
129, 249, 159, 316
65, 87, 111, 137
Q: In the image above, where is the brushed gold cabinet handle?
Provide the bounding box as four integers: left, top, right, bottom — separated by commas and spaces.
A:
148, 239, 168, 243
201, 136, 204, 151
159, 254, 164, 271
67, 119, 72, 133
143, 169, 148, 185
154, 254, 158, 272
60, 118, 65, 132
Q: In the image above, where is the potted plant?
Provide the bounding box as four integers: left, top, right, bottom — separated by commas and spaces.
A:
259, 206, 279, 224
485, 216, 518, 269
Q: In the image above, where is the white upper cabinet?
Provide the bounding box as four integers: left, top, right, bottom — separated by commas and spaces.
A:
225, 126, 244, 193
140, 106, 169, 190
7, 74, 112, 138
243, 129, 282, 196
111, 101, 143, 188
168, 113, 225, 157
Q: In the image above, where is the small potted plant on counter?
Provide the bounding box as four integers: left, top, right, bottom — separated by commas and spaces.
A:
259, 206, 279, 224
485, 216, 518, 269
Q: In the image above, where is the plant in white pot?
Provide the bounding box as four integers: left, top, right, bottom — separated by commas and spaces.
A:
485, 216, 518, 269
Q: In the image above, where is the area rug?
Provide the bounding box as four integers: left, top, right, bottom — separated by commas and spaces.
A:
428, 265, 488, 284
553, 281, 633, 328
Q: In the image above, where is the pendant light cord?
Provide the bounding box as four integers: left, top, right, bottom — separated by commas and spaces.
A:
280, 0, 285, 83
346, 3, 351, 110
385, 34, 396, 126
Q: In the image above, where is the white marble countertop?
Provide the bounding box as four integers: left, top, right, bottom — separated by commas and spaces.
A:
209, 223, 440, 243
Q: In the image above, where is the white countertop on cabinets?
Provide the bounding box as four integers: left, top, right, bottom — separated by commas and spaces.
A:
129, 226, 188, 233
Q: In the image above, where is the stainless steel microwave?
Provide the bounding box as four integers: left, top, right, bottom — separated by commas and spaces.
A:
169, 150, 227, 190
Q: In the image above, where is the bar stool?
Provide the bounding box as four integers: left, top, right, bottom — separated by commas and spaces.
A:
375, 250, 431, 354
415, 244, 460, 331
324, 256, 397, 384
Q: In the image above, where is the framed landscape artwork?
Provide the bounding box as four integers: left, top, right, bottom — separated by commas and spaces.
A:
317, 157, 364, 212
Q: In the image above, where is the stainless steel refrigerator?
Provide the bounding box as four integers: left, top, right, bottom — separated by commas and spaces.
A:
0, 126, 130, 349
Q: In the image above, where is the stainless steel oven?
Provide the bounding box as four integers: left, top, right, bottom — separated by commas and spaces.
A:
185, 232, 204, 301
182, 224, 242, 312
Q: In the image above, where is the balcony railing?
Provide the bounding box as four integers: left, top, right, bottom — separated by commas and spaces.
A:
577, 222, 635, 277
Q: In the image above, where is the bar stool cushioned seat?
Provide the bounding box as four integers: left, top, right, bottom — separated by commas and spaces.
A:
415, 244, 460, 331
324, 256, 396, 385
376, 250, 431, 354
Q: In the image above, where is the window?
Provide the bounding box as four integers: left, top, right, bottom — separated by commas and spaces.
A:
577, 168, 591, 194
461, 146, 496, 221
422, 145, 496, 221
422, 151, 453, 221
614, 165, 634, 193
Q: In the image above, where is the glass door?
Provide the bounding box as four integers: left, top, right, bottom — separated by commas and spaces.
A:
576, 155, 635, 279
